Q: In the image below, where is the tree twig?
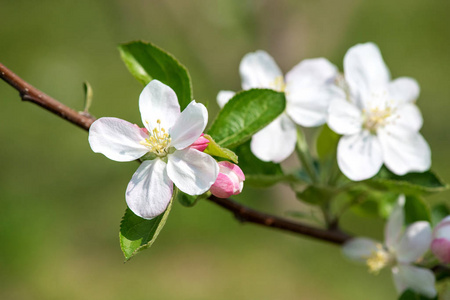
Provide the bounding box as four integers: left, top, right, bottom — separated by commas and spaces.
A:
208, 195, 351, 244
0, 62, 95, 130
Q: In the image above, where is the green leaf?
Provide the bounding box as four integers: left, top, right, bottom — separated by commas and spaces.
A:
398, 289, 437, 300
296, 185, 336, 205
404, 195, 431, 225
118, 41, 193, 110
316, 124, 340, 159
234, 140, 282, 176
431, 203, 450, 226
207, 89, 286, 148
367, 167, 448, 195
350, 189, 398, 219
119, 196, 174, 261
176, 190, 199, 207
203, 134, 238, 163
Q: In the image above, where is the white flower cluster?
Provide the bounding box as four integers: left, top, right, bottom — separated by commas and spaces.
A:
218, 42, 431, 181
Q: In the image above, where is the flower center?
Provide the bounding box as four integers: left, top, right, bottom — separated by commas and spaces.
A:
140, 119, 171, 157
270, 76, 286, 92
362, 105, 394, 134
365, 245, 392, 274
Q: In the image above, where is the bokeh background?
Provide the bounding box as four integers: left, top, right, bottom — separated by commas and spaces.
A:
1, 0, 449, 299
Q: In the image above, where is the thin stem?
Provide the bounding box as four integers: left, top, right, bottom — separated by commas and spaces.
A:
296, 128, 318, 183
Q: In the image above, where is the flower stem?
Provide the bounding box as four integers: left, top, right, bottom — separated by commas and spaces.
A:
296, 128, 318, 183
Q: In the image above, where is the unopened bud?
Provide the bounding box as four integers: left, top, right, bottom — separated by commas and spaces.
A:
210, 161, 245, 198
190, 133, 209, 152
431, 216, 450, 263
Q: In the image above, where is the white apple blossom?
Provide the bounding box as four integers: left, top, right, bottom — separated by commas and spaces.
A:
89, 80, 219, 219
343, 195, 436, 298
217, 50, 338, 163
327, 42, 431, 181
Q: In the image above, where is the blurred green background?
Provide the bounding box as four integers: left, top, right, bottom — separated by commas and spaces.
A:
1, 0, 449, 299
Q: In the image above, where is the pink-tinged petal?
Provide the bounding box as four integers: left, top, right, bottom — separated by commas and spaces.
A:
392, 103, 423, 133
217, 90, 236, 108
392, 265, 436, 298
167, 148, 219, 195
433, 217, 450, 239
139, 80, 181, 132
337, 131, 383, 181
378, 126, 431, 176
210, 161, 246, 198
88, 117, 149, 162
342, 237, 380, 263
125, 159, 173, 220
250, 114, 297, 163
388, 77, 420, 104
210, 173, 234, 198
285, 58, 338, 88
344, 43, 391, 109
218, 161, 245, 181
431, 238, 450, 263
385, 195, 405, 250
239, 50, 283, 90
327, 98, 363, 135
189, 134, 209, 152
396, 221, 432, 263
170, 100, 208, 150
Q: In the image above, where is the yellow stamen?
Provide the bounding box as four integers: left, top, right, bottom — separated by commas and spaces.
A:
366, 245, 391, 274
270, 76, 287, 92
140, 119, 171, 156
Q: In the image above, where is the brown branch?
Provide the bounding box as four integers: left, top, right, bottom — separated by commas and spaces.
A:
0, 60, 350, 245
208, 195, 351, 244
0, 63, 95, 131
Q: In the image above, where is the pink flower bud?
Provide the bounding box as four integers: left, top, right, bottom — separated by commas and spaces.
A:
210, 161, 245, 198
189, 133, 209, 152
431, 216, 450, 263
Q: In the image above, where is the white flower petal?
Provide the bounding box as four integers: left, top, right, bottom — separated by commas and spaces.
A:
389, 77, 420, 104
167, 148, 219, 195
125, 159, 173, 220
344, 43, 391, 108
392, 103, 423, 133
285, 58, 338, 88
239, 50, 283, 90
88, 117, 149, 162
327, 98, 363, 135
286, 86, 340, 127
139, 80, 181, 131
337, 131, 383, 181
250, 114, 297, 163
392, 265, 437, 298
342, 237, 380, 263
378, 126, 431, 176
169, 100, 208, 150
217, 90, 236, 108
385, 195, 405, 250
396, 221, 432, 263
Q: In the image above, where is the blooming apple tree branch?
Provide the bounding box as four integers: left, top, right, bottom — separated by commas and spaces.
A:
0, 60, 350, 245
2, 40, 450, 299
